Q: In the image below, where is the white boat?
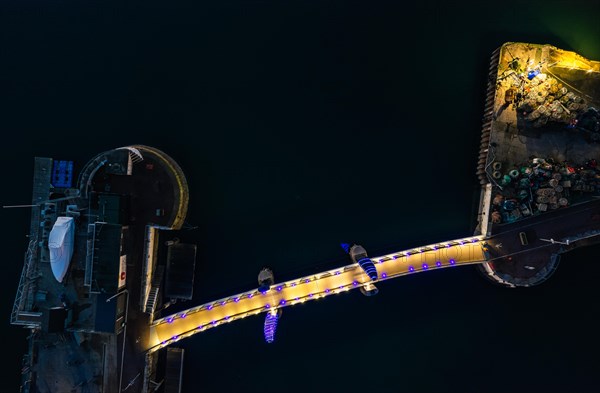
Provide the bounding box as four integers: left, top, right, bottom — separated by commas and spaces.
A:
48, 216, 75, 283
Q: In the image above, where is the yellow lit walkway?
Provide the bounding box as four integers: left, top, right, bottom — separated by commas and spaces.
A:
146, 235, 487, 352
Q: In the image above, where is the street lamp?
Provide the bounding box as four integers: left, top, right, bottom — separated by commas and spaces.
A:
106, 289, 129, 393
540, 238, 570, 245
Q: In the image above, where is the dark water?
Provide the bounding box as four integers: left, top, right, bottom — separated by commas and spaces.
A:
2, 1, 600, 392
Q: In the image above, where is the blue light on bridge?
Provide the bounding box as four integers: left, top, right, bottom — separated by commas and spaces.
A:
265, 304, 271, 309
167, 317, 174, 323
340, 243, 351, 253
180, 313, 186, 318
234, 297, 240, 303
381, 272, 387, 279
422, 264, 429, 270
353, 281, 358, 286
248, 293, 254, 298
358, 257, 378, 280
309, 293, 314, 298
325, 289, 330, 293
408, 266, 415, 272
436, 261, 442, 267
450, 259, 456, 265
207, 305, 213, 310
280, 299, 286, 305
264, 311, 281, 344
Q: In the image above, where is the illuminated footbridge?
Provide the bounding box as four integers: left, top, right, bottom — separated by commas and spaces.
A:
146, 235, 487, 352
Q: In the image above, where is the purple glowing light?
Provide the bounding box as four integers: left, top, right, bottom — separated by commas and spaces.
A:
339, 286, 344, 290
392, 255, 398, 259
248, 293, 253, 298
211, 320, 217, 325
449, 259, 456, 265
221, 301, 226, 305
172, 335, 178, 340
308, 293, 314, 298
180, 313, 186, 319
291, 283, 296, 287
167, 317, 174, 323
234, 297, 240, 303
335, 271, 340, 275
422, 264, 429, 270
280, 299, 286, 305
277, 286, 282, 291
263, 311, 279, 343
408, 266, 415, 272
207, 305, 213, 310
381, 272, 387, 279
436, 261, 442, 267
325, 289, 330, 293
353, 281, 358, 286
305, 279, 310, 283
265, 304, 271, 309
198, 325, 204, 330
224, 316, 230, 320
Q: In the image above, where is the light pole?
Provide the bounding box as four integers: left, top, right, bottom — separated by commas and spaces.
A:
106, 289, 129, 393
540, 238, 570, 245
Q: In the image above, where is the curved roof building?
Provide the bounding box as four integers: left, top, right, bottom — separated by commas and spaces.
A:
48, 216, 75, 283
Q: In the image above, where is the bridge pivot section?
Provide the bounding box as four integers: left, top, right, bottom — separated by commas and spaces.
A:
258, 267, 283, 343
342, 243, 379, 296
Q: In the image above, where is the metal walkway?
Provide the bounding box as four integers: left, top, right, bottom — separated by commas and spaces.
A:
146, 235, 487, 352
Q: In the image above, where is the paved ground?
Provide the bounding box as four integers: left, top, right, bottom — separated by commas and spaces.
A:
490, 43, 600, 183
486, 198, 600, 281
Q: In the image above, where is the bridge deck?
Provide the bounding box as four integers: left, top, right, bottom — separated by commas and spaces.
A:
146, 236, 486, 352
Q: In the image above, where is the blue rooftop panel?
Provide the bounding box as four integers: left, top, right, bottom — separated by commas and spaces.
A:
51, 160, 74, 188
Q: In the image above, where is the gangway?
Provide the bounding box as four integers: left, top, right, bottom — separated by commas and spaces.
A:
146, 235, 486, 352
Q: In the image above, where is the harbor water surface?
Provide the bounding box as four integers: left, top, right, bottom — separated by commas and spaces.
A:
2, 1, 600, 392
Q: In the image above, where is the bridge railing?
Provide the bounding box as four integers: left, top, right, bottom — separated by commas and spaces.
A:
146, 235, 488, 352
